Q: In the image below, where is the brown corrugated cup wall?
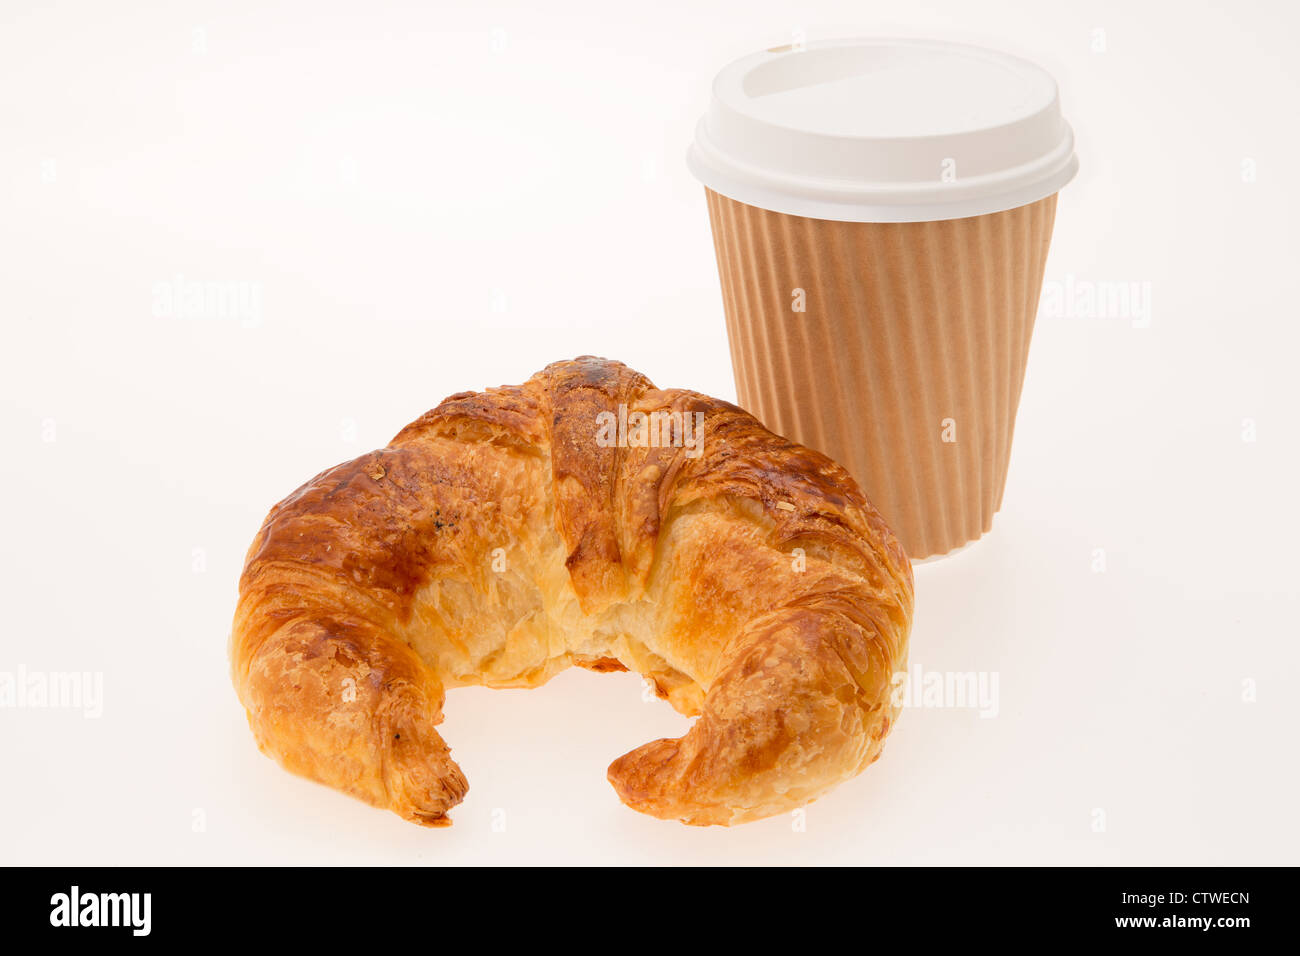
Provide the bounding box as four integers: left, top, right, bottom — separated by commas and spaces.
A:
705, 189, 1058, 559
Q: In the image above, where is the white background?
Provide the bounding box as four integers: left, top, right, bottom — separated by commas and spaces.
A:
3, 0, 1297, 865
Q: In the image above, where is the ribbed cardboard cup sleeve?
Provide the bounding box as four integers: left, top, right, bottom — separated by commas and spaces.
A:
705, 189, 1058, 559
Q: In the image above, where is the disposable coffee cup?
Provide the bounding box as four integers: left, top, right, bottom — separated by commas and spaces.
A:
689, 38, 1078, 559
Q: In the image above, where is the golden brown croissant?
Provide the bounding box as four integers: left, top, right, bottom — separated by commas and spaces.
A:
230, 357, 912, 826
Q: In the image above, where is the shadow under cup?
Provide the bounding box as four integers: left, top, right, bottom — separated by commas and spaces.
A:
706, 188, 1060, 560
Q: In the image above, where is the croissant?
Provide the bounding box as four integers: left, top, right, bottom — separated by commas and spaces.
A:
230, 357, 913, 826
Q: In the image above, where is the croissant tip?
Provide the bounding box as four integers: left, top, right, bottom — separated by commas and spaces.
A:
407, 810, 454, 828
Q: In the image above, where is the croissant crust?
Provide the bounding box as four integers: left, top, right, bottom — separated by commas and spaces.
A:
231, 357, 912, 826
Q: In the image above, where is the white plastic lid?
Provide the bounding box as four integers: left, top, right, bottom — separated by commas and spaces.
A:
687, 38, 1078, 223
